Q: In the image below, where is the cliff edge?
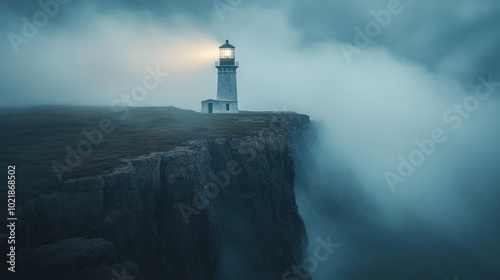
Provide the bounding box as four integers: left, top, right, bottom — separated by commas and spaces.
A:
2, 107, 313, 280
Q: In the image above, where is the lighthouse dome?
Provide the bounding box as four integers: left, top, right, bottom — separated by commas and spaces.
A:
219, 40, 235, 49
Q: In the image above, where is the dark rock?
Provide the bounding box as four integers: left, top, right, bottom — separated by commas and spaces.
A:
15, 114, 312, 280
15, 238, 143, 280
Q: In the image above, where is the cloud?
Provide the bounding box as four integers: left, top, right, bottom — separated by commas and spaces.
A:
285, 0, 500, 80
1, 2, 221, 107
2, 0, 499, 107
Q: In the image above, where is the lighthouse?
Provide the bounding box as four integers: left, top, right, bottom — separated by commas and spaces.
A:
201, 40, 239, 113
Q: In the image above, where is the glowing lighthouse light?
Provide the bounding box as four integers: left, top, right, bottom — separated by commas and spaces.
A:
220, 45, 235, 59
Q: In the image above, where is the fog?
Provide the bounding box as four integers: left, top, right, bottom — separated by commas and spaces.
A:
1, 0, 500, 278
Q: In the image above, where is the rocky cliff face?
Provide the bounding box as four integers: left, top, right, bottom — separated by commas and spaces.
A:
14, 113, 312, 280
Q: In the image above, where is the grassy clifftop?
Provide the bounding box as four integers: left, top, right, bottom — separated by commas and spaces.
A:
0, 106, 306, 202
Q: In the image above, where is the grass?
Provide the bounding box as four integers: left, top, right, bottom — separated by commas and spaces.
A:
0, 106, 302, 204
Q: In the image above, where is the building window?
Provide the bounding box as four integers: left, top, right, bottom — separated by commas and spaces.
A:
226, 103, 230, 111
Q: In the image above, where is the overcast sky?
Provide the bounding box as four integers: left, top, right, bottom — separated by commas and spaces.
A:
1, 0, 499, 109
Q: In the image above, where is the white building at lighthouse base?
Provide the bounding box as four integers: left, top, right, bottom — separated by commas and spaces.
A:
201, 99, 238, 114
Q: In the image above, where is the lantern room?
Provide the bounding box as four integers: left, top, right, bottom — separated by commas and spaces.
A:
218, 40, 235, 65
219, 40, 235, 59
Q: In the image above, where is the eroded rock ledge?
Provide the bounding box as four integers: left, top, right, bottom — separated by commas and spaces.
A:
15, 113, 312, 280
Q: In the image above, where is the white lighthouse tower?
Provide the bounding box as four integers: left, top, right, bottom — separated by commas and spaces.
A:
201, 40, 239, 113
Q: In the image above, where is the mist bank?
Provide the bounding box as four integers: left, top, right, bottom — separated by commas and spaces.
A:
294, 118, 500, 279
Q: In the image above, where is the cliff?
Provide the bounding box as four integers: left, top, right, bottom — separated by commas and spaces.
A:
10, 111, 312, 280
